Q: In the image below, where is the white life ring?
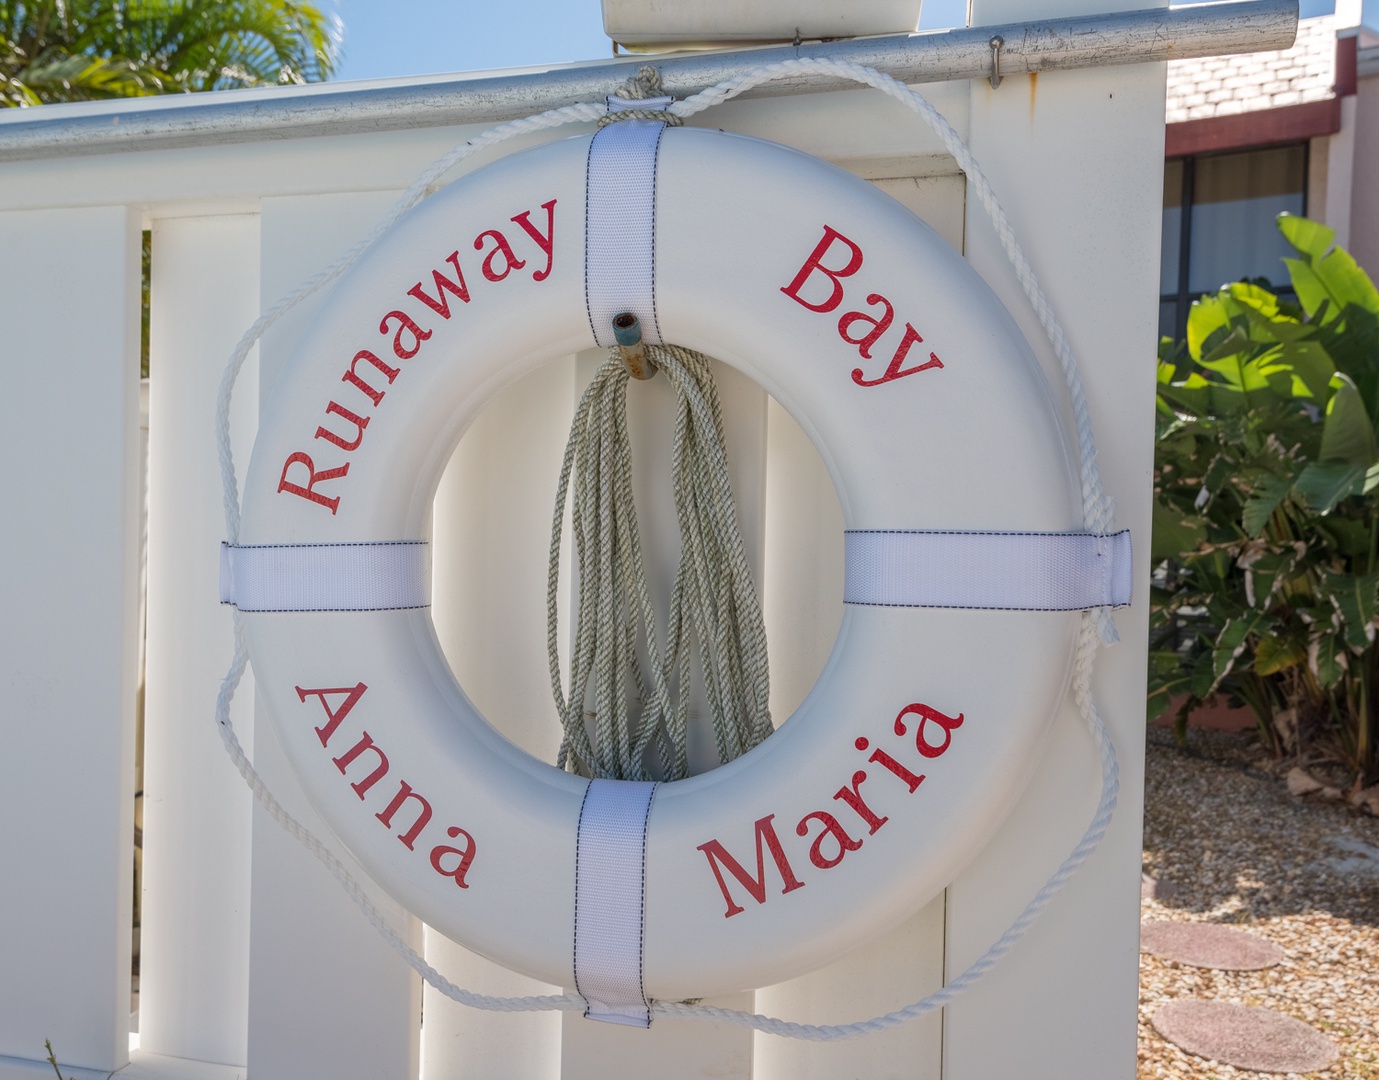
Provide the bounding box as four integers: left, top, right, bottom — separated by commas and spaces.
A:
232, 124, 1122, 1003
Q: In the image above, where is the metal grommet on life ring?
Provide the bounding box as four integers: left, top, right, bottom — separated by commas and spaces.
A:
221, 119, 1131, 1012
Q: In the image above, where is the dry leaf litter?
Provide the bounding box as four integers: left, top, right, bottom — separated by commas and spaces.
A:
1140, 730, 1379, 1078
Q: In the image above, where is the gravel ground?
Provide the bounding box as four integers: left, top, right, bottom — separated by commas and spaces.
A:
1140, 731, 1379, 1079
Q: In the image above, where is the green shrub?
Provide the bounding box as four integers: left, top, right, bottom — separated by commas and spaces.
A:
1150, 215, 1379, 784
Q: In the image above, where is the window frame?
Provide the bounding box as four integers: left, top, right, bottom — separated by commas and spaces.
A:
1161, 142, 1309, 343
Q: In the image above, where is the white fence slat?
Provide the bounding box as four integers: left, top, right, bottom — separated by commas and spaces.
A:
246, 192, 422, 1080
753, 897, 946, 1080
422, 359, 575, 1079
430, 358, 576, 763
941, 5, 1159, 1076
244, 714, 422, 1080
419, 933, 563, 1080
664, 82, 970, 185
559, 992, 756, 1080
139, 214, 260, 1066
868, 174, 968, 253
746, 168, 963, 1079
755, 399, 941, 1077
760, 396, 845, 727
0, 206, 141, 1073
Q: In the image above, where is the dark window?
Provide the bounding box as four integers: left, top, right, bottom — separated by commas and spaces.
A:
1160, 144, 1307, 342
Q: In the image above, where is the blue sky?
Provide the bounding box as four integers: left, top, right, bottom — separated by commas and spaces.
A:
330, 0, 972, 82
328, 0, 1340, 83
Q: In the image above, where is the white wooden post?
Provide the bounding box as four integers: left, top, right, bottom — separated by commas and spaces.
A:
139, 213, 261, 1068
246, 192, 422, 1080
0, 206, 142, 1075
941, 0, 1160, 1075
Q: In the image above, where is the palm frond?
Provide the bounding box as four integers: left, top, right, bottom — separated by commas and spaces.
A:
9, 47, 172, 102
1, 0, 338, 105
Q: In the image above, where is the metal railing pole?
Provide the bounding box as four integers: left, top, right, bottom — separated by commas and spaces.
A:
0, 0, 1297, 161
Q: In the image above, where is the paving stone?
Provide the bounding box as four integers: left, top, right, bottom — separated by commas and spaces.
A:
1140, 733, 1379, 1076
1140, 921, 1284, 970
1151, 1000, 1338, 1074
1314, 835, 1379, 880
1141, 873, 1176, 901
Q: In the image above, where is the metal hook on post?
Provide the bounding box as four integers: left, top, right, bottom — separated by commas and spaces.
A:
613, 312, 656, 380
988, 35, 1005, 89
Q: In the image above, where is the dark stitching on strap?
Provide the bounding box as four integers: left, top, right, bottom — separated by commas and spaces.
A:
638, 783, 658, 1019
843, 529, 1130, 539
573, 779, 594, 1013
583, 129, 601, 347
229, 540, 427, 549
227, 604, 432, 612
648, 121, 665, 345
842, 600, 1131, 611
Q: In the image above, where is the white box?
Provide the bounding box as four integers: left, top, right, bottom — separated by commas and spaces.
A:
604, 0, 923, 48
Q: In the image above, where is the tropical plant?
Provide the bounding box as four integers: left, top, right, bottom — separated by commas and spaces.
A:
1150, 215, 1379, 785
1, 0, 338, 107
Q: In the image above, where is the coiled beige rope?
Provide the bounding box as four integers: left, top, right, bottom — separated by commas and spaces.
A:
546, 344, 773, 781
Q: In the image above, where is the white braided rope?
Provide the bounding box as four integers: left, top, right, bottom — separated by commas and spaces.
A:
213, 61, 1122, 1038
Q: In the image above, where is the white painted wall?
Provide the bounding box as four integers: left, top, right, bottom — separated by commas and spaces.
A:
945, 0, 1160, 1074
1336, 0, 1379, 33
1347, 74, 1379, 273
1326, 95, 1358, 249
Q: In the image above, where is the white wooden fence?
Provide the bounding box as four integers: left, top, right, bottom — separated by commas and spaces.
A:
0, 0, 1163, 1074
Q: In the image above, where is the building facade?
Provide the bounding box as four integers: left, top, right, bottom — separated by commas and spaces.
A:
1161, 0, 1379, 338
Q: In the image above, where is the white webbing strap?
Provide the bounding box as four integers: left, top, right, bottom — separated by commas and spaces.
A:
583, 99, 670, 347
219, 541, 429, 612
574, 778, 658, 1027
844, 529, 1131, 611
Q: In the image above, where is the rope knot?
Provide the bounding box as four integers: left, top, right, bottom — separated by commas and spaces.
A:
621, 65, 666, 100
598, 65, 683, 127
